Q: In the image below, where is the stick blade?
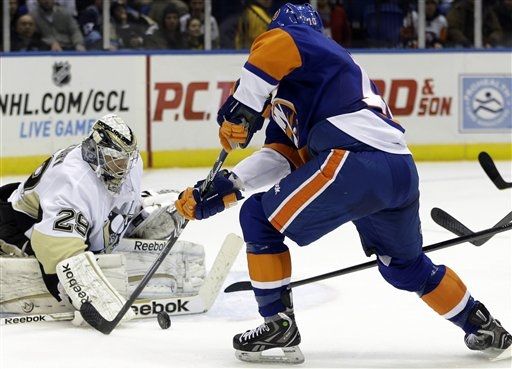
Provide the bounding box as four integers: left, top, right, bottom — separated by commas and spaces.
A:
80, 301, 115, 335
224, 281, 252, 293
478, 152, 512, 190
431, 207, 476, 241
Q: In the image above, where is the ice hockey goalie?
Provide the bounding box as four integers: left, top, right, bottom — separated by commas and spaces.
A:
0, 189, 206, 320
0, 114, 206, 325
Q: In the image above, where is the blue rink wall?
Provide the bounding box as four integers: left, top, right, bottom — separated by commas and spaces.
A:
0, 49, 511, 176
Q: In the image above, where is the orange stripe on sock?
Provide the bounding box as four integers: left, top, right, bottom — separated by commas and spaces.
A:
247, 250, 291, 283
421, 267, 467, 316
269, 149, 346, 232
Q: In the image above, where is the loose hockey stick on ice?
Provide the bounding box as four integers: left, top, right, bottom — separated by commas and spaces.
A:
80, 149, 229, 334
224, 220, 512, 293
479, 152, 512, 190
431, 208, 512, 246
1, 233, 243, 327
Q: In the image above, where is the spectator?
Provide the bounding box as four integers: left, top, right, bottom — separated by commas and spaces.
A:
9, 0, 29, 32
128, 0, 153, 15
11, 13, 49, 51
30, 0, 85, 51
77, 0, 103, 50
363, 0, 404, 48
180, 0, 220, 48
144, 4, 185, 49
184, 16, 204, 49
148, 0, 189, 24
120, 0, 158, 30
110, 1, 148, 49
27, 0, 77, 17
235, 0, 273, 49
400, 0, 448, 48
438, 0, 454, 14
218, 0, 244, 49
317, 0, 352, 47
493, 0, 512, 46
446, 0, 502, 47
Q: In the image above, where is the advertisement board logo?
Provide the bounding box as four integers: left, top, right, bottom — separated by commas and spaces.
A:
460, 76, 511, 131
52, 61, 71, 87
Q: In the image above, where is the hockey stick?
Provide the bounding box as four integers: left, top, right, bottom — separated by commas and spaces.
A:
431, 208, 512, 246
80, 149, 228, 334
1, 233, 243, 327
224, 220, 512, 293
478, 152, 512, 190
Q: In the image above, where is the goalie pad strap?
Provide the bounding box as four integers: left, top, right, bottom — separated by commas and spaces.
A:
56, 252, 135, 322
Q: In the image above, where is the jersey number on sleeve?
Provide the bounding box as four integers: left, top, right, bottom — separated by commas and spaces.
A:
53, 209, 90, 238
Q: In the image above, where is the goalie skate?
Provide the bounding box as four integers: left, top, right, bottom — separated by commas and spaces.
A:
233, 312, 304, 364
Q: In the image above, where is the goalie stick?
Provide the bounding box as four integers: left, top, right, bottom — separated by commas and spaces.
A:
80, 149, 228, 334
1, 232, 242, 327
431, 208, 512, 246
478, 152, 512, 190
224, 216, 512, 293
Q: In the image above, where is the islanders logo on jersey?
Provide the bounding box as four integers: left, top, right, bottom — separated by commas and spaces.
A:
460, 75, 511, 132
271, 98, 299, 147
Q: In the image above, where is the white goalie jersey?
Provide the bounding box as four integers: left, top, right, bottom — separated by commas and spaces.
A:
1, 145, 207, 318
8, 144, 143, 274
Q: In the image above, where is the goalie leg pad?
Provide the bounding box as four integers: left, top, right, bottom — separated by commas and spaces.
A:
2, 254, 127, 315
56, 252, 134, 322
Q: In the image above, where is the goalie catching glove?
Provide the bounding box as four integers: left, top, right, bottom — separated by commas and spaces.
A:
175, 170, 244, 220
217, 94, 271, 152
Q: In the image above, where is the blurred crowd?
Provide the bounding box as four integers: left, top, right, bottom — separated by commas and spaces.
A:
1, 0, 511, 52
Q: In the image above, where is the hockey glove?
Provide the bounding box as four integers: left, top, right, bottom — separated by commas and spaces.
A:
217, 96, 270, 152
175, 170, 244, 220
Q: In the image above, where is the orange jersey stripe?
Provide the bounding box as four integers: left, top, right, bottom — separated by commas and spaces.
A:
269, 149, 347, 232
421, 267, 468, 316
248, 28, 302, 82
247, 250, 291, 283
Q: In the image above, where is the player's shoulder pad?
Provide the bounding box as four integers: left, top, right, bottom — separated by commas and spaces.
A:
248, 28, 302, 82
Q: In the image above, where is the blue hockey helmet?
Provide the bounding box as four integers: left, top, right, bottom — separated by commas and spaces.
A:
268, 3, 323, 32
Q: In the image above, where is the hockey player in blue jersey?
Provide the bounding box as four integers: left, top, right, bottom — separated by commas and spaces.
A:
175, 3, 511, 364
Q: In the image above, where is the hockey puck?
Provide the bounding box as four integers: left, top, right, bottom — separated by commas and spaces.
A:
157, 311, 171, 329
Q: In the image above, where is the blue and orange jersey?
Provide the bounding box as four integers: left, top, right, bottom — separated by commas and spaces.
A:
232, 24, 411, 164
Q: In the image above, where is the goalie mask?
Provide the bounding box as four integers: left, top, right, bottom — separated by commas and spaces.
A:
82, 114, 138, 194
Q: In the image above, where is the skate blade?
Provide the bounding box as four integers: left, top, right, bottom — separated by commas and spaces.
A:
235, 346, 305, 364
489, 346, 512, 362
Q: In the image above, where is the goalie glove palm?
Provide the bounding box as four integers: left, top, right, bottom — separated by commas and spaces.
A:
175, 170, 244, 220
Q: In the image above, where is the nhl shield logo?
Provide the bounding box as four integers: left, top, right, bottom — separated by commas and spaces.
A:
52, 61, 71, 86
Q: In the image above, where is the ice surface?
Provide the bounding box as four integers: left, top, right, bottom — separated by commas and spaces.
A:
1, 161, 511, 368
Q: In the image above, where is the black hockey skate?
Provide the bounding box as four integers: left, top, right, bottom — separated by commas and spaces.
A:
464, 303, 512, 360
233, 311, 304, 364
